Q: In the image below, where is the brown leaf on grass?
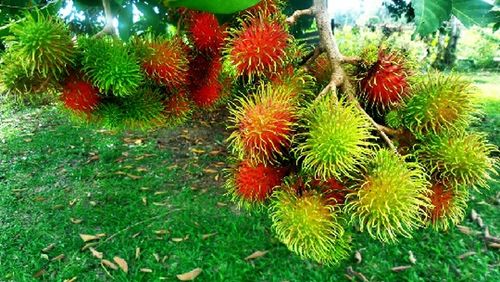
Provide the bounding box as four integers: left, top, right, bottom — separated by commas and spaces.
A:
244, 250, 268, 261
471, 209, 478, 221
89, 247, 103, 259
101, 259, 118, 270
489, 243, 500, 248
140, 268, 153, 273
457, 225, 474, 235
477, 217, 484, 228
172, 235, 189, 242
63, 277, 77, 282
190, 148, 205, 154
154, 230, 168, 235
354, 251, 362, 264
81, 242, 98, 251
42, 243, 55, 253
408, 251, 417, 264
458, 251, 476, 259
202, 169, 218, 174
33, 268, 46, 278
126, 174, 142, 180
142, 197, 147, 206
80, 234, 99, 242
135, 248, 141, 259
51, 254, 65, 262
96, 233, 106, 238
153, 253, 160, 262
346, 267, 368, 282
202, 233, 217, 240
177, 268, 202, 281
216, 202, 227, 207
24, 138, 33, 143
137, 167, 149, 172
113, 256, 128, 273
52, 204, 65, 210
70, 218, 83, 224
85, 154, 99, 164
69, 198, 78, 206
392, 265, 412, 272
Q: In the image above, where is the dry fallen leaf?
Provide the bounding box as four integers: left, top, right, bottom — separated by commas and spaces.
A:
216, 202, 227, 207
135, 247, 141, 259
154, 230, 168, 235
140, 268, 153, 273
153, 253, 160, 262
202, 233, 217, 240
354, 251, 362, 264
63, 277, 77, 282
457, 225, 474, 235
81, 242, 98, 251
408, 251, 417, 264
244, 250, 268, 261
89, 247, 103, 259
391, 265, 412, 272
142, 197, 147, 206
471, 209, 478, 221
203, 168, 218, 174
42, 243, 55, 253
33, 268, 46, 278
113, 256, 128, 273
101, 259, 118, 270
458, 251, 476, 259
190, 148, 205, 154
127, 174, 142, 180
51, 254, 65, 262
477, 217, 484, 228
489, 243, 500, 249
80, 234, 99, 242
177, 268, 202, 281
70, 218, 83, 224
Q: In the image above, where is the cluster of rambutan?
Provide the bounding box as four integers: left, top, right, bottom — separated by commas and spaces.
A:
1, 1, 497, 267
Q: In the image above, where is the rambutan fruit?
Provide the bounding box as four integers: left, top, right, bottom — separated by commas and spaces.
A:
344, 149, 431, 243
227, 17, 289, 79
312, 178, 348, 206
61, 75, 101, 113
243, 0, 281, 19
416, 132, 497, 189
269, 188, 350, 265
95, 88, 165, 130
190, 80, 223, 108
427, 182, 468, 231
79, 37, 143, 97
269, 66, 314, 100
401, 73, 479, 136
163, 91, 192, 126
227, 83, 298, 165
186, 11, 226, 55
225, 160, 288, 208
5, 12, 75, 79
384, 110, 403, 129
295, 95, 375, 180
140, 37, 190, 90
359, 50, 409, 110
309, 53, 333, 86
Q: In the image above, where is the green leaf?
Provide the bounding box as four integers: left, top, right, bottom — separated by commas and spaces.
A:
452, 0, 494, 27
163, 0, 260, 14
412, 0, 452, 36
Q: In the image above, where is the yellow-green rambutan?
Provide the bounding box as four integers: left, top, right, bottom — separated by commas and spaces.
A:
227, 83, 299, 165
344, 149, 431, 243
416, 132, 497, 189
4, 11, 75, 79
294, 95, 375, 180
401, 72, 479, 136
79, 36, 143, 97
269, 187, 350, 265
427, 182, 468, 231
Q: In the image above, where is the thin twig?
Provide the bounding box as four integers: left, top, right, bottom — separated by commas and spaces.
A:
286, 8, 315, 25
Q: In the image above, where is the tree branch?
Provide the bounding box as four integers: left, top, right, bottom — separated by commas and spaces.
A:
286, 7, 315, 25
310, 0, 397, 152
95, 0, 117, 38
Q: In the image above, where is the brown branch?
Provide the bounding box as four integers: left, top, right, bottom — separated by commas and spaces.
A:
311, 0, 397, 152
95, 0, 117, 38
286, 8, 315, 25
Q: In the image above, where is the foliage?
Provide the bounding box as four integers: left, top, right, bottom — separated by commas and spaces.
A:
457, 26, 500, 70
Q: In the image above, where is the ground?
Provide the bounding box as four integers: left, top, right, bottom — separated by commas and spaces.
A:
0, 73, 498, 281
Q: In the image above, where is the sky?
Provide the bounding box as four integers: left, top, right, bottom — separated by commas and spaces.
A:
328, 0, 385, 25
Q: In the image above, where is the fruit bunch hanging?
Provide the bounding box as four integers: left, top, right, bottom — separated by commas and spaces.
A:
0, 0, 497, 266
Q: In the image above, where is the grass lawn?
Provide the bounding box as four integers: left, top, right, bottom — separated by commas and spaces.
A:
0, 73, 499, 281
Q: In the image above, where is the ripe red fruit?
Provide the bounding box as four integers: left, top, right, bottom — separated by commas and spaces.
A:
234, 160, 287, 202
61, 75, 100, 113
229, 18, 289, 78
163, 92, 191, 122
188, 54, 222, 86
243, 0, 280, 18
429, 183, 454, 223
190, 81, 223, 108
142, 39, 189, 90
360, 51, 409, 109
187, 11, 225, 55
312, 178, 348, 206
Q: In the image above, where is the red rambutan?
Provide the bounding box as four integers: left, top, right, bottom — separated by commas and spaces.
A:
163, 91, 192, 125
142, 38, 189, 90
61, 75, 100, 113
428, 182, 468, 230
360, 50, 409, 110
429, 183, 454, 223
232, 160, 288, 203
312, 178, 348, 206
228, 17, 289, 79
188, 53, 222, 86
187, 11, 226, 55
190, 80, 223, 108
243, 0, 280, 19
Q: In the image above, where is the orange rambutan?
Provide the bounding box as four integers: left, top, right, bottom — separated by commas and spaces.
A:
428, 182, 468, 231
360, 50, 409, 110
228, 83, 298, 165
228, 17, 289, 79
142, 38, 189, 90
226, 160, 288, 207
190, 80, 223, 108
312, 178, 348, 206
243, 0, 281, 19
61, 75, 100, 113
163, 91, 192, 126
187, 11, 226, 55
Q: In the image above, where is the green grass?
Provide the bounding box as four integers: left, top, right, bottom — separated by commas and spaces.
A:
0, 74, 499, 281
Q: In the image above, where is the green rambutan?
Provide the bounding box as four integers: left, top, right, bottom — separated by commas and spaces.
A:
360, 50, 410, 110
344, 149, 431, 243
427, 182, 468, 231
416, 132, 497, 189
227, 17, 289, 79
384, 110, 403, 129
140, 37, 189, 90
295, 95, 375, 180
94, 88, 165, 130
269, 188, 350, 265
401, 73, 479, 135
79, 36, 143, 97
225, 160, 288, 208
227, 83, 298, 165
4, 12, 75, 79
